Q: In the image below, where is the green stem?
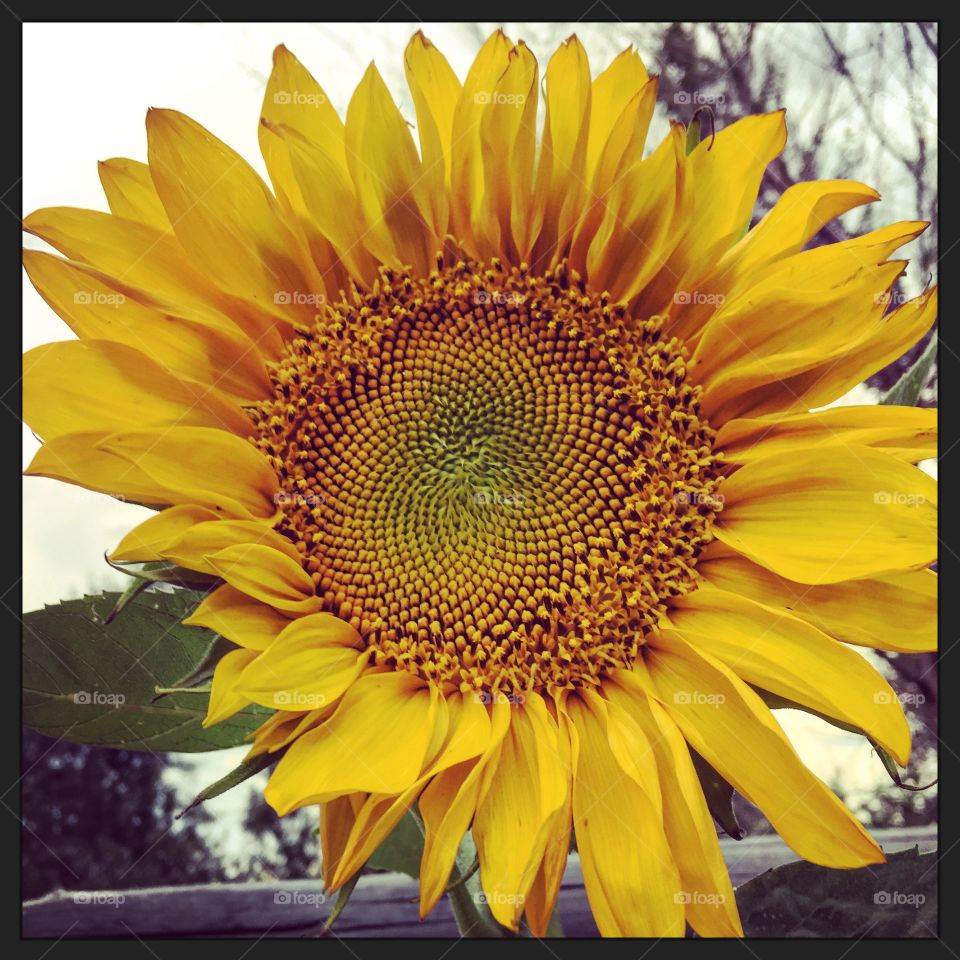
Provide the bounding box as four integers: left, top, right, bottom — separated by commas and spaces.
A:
407, 808, 505, 938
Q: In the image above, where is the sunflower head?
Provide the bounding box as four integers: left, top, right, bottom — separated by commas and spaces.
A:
23, 27, 936, 939
252, 255, 722, 698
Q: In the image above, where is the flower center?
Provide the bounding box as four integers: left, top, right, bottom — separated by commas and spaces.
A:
251, 257, 723, 696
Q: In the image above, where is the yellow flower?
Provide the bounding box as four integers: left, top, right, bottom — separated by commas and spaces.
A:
23, 30, 937, 938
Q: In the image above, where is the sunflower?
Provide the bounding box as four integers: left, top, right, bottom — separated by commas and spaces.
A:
23, 29, 937, 938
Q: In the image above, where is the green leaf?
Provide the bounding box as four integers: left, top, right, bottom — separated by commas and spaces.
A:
105, 557, 220, 590
178, 750, 280, 819
545, 906, 564, 937
881, 331, 937, 406
737, 846, 937, 936
366, 808, 424, 878
322, 873, 361, 935
690, 748, 744, 839
23, 589, 269, 752
755, 688, 936, 791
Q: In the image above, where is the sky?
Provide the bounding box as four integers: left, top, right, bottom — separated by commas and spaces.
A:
22, 22, 937, 831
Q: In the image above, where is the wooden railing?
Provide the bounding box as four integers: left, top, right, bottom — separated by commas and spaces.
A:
23, 825, 936, 938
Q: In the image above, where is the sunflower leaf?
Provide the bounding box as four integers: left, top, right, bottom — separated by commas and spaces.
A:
178, 750, 279, 819
23, 588, 269, 752
690, 748, 744, 840
105, 556, 221, 590
366, 808, 424, 878
755, 688, 937, 790
880, 330, 937, 407
736, 846, 937, 936
322, 872, 361, 934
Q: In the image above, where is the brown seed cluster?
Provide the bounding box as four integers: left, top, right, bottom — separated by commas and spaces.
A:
250, 257, 723, 697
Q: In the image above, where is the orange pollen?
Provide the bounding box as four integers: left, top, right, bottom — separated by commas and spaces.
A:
249, 256, 723, 697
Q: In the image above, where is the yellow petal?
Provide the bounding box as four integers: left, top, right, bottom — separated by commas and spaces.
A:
606, 676, 742, 937
25, 431, 170, 506
204, 647, 258, 726
24, 206, 244, 335
570, 73, 658, 277
264, 672, 440, 813
159, 518, 299, 575
320, 795, 365, 887
702, 279, 935, 424
477, 41, 539, 260
473, 694, 567, 930
728, 179, 880, 275
111, 504, 219, 562
98, 157, 171, 231
717, 404, 937, 465
24, 339, 251, 440
417, 700, 512, 917
450, 30, 514, 253
585, 47, 649, 186
97, 426, 280, 519
204, 543, 320, 613
272, 123, 377, 283
22, 250, 273, 400
529, 35, 592, 267
183, 584, 292, 651
236, 613, 365, 711
523, 699, 574, 937
698, 546, 937, 653
638, 111, 787, 315
329, 692, 493, 889
779, 287, 937, 415
693, 260, 905, 417
146, 108, 324, 325
664, 179, 880, 342
247, 704, 332, 758
644, 631, 884, 868
567, 692, 684, 937
404, 32, 461, 239
258, 45, 372, 289
583, 123, 687, 300
344, 64, 435, 275
668, 586, 910, 764
716, 445, 937, 583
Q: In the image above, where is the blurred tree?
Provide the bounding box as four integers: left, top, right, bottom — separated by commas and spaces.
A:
21, 730, 227, 900
647, 22, 937, 400
241, 794, 318, 881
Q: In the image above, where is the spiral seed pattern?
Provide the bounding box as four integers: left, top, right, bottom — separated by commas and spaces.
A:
250, 257, 723, 696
